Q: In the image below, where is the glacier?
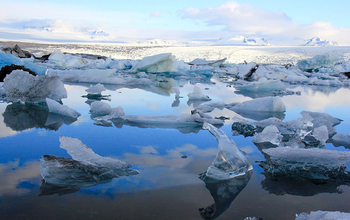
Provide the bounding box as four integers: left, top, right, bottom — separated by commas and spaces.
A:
201, 122, 253, 180
40, 136, 139, 190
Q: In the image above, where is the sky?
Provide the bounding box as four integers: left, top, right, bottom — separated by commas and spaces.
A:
0, 0, 349, 45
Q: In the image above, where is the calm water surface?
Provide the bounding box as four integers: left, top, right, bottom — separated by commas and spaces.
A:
1, 80, 350, 220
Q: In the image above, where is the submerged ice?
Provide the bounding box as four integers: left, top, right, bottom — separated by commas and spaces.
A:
201, 122, 252, 180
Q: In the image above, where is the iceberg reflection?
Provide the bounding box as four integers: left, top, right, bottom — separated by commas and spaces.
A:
3, 102, 77, 131
199, 170, 252, 219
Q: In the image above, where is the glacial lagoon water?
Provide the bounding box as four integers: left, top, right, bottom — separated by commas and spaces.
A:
1, 80, 350, 220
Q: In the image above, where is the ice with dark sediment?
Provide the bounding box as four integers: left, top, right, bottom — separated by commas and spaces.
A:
0, 51, 47, 75
201, 122, 253, 180
40, 136, 139, 188
3, 70, 67, 103
260, 147, 350, 183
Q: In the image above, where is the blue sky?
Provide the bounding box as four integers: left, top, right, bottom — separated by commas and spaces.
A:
0, 0, 349, 45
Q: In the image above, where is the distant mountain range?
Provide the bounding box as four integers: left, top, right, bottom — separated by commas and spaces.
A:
302, 37, 338, 46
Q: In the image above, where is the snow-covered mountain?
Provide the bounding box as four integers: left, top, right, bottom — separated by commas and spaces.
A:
302, 37, 338, 46
214, 36, 271, 46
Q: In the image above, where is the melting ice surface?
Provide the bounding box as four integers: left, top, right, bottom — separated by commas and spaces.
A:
202, 122, 253, 180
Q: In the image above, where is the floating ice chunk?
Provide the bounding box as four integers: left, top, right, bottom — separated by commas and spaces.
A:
235, 62, 259, 78
312, 125, 328, 146
195, 101, 226, 113
297, 54, 340, 72
187, 86, 211, 101
188, 58, 226, 67
331, 133, 350, 148
229, 96, 286, 113
0, 51, 47, 75
301, 110, 342, 137
47, 68, 116, 77
3, 70, 67, 102
260, 147, 350, 182
254, 125, 282, 146
202, 122, 253, 180
235, 78, 285, 93
295, 211, 350, 220
48, 50, 88, 69
46, 98, 80, 118
131, 53, 177, 73
90, 101, 112, 114
40, 136, 138, 188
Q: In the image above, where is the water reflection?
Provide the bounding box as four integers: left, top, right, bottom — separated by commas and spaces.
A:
199, 170, 252, 219
261, 174, 345, 197
3, 102, 77, 131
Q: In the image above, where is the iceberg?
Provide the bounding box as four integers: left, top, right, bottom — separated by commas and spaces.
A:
131, 53, 177, 73
3, 70, 67, 102
187, 86, 211, 101
235, 78, 285, 93
199, 170, 252, 219
201, 122, 253, 180
253, 125, 282, 146
47, 50, 88, 69
229, 96, 286, 113
90, 103, 224, 132
85, 83, 107, 95
40, 136, 138, 189
297, 54, 340, 72
260, 147, 350, 183
46, 98, 81, 118
0, 51, 47, 75
295, 211, 350, 220
331, 133, 350, 148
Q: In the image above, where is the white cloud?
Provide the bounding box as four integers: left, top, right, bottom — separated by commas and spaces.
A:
181, 1, 350, 45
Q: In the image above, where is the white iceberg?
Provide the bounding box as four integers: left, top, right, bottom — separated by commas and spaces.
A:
48, 50, 88, 69
90, 101, 125, 119
46, 98, 81, 118
85, 83, 107, 95
260, 147, 350, 182
187, 86, 211, 101
296, 211, 350, 220
253, 125, 282, 146
202, 122, 253, 180
235, 78, 285, 93
229, 96, 286, 113
131, 53, 177, 73
3, 70, 67, 102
